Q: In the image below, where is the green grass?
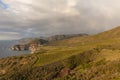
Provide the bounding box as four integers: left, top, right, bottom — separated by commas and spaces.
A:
2, 26, 120, 80
113, 78, 120, 80
34, 36, 120, 66
34, 45, 94, 66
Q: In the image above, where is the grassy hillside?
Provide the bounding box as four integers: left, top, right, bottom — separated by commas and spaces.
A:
1, 26, 120, 80
48, 26, 120, 46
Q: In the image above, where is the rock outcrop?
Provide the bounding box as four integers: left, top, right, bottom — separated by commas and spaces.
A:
0, 70, 6, 75
11, 38, 48, 53
29, 43, 40, 54
11, 44, 40, 53
11, 34, 88, 53
60, 68, 76, 77
11, 44, 29, 51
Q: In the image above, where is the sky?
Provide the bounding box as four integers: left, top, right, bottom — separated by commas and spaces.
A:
0, 0, 120, 40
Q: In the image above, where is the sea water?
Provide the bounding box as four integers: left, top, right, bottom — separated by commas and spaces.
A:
0, 40, 30, 58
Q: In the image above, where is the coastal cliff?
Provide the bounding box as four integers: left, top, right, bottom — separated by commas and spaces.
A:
11, 34, 88, 53
11, 38, 47, 53
11, 45, 29, 51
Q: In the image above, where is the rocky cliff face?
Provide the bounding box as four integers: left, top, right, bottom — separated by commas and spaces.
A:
11, 44, 40, 54
29, 44, 40, 54
11, 45, 29, 51
11, 38, 47, 53
11, 34, 88, 53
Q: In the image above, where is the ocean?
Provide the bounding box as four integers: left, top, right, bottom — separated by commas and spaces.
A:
0, 40, 30, 58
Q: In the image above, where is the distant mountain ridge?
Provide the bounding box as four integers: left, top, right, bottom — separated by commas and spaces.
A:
11, 33, 88, 53
17, 33, 88, 43
46, 34, 88, 42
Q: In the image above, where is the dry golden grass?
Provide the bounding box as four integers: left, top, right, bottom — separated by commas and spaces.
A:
98, 49, 120, 61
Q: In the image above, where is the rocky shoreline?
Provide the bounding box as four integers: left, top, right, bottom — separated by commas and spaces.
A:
11, 44, 40, 54
11, 34, 88, 53
11, 38, 47, 53
11, 44, 29, 51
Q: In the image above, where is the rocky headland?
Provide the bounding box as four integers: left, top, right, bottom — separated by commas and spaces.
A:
11, 38, 48, 53
11, 34, 88, 53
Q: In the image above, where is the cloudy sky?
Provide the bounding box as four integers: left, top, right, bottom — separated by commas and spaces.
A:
0, 0, 120, 40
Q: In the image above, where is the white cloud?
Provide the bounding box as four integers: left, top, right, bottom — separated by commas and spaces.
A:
0, 31, 21, 40
67, 0, 78, 7
0, 31, 19, 35
0, 0, 120, 40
